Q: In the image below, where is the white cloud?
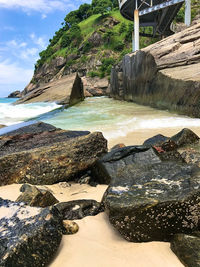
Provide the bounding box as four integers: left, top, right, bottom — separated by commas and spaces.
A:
41, 14, 47, 19
0, 0, 74, 13
30, 33, 47, 49
0, 60, 33, 85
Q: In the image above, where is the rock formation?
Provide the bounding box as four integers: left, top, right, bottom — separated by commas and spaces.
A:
0, 198, 63, 267
110, 20, 200, 117
7, 90, 22, 98
0, 122, 107, 185
103, 148, 200, 242
15, 73, 84, 105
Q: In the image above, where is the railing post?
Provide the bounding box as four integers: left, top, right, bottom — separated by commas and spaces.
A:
185, 0, 191, 26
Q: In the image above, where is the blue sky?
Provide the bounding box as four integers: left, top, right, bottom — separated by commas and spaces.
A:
0, 0, 90, 97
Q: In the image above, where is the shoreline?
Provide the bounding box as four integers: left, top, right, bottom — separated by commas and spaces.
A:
0, 183, 184, 267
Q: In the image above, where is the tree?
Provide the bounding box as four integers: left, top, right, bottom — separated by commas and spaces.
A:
92, 0, 112, 15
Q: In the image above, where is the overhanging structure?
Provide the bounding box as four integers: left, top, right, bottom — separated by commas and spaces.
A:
119, 0, 191, 51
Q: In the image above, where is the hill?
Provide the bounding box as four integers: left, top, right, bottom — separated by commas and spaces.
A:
18, 0, 199, 101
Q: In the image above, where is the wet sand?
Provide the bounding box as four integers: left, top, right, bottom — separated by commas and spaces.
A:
0, 183, 183, 267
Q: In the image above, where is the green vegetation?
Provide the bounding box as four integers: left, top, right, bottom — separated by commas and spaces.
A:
35, 0, 199, 78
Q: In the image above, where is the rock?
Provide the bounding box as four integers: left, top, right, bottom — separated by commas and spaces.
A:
16, 184, 59, 207
143, 134, 169, 146
0, 198, 63, 267
7, 90, 22, 98
171, 232, 200, 267
110, 22, 200, 117
103, 157, 200, 242
0, 124, 5, 129
0, 130, 107, 185
0, 122, 90, 156
91, 146, 160, 184
63, 220, 79, 235
181, 149, 200, 167
55, 199, 104, 220
110, 143, 126, 151
88, 31, 103, 47
82, 76, 108, 97
15, 73, 84, 105
171, 128, 200, 148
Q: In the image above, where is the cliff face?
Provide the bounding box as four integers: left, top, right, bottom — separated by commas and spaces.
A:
110, 20, 200, 117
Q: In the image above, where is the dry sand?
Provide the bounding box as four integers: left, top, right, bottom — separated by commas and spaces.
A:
108, 126, 200, 148
0, 183, 184, 267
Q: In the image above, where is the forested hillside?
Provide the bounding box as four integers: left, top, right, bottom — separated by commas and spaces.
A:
30, 0, 199, 87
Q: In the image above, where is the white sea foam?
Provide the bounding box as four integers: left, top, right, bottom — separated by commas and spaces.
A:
0, 101, 59, 125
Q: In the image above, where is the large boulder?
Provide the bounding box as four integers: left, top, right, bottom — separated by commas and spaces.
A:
0, 128, 107, 185
92, 146, 162, 184
0, 122, 90, 156
0, 198, 63, 267
15, 73, 84, 105
103, 150, 200, 242
171, 232, 200, 267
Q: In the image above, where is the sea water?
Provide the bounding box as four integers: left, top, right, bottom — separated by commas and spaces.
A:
1, 97, 200, 141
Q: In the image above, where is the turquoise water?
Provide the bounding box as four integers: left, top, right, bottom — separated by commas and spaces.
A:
1, 97, 200, 140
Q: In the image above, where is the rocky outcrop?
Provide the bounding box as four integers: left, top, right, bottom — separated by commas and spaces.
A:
0, 124, 5, 129
55, 199, 104, 220
171, 232, 200, 267
110, 21, 200, 117
16, 73, 84, 105
16, 184, 59, 207
103, 153, 200, 242
82, 76, 109, 97
0, 126, 107, 185
7, 90, 22, 98
0, 198, 63, 267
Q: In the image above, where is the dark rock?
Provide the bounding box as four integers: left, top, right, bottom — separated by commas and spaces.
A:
1, 121, 57, 137
68, 73, 84, 106
103, 160, 200, 242
110, 143, 126, 151
63, 220, 79, 235
0, 198, 63, 267
0, 124, 5, 129
143, 134, 169, 146
7, 90, 22, 98
0, 122, 90, 156
171, 128, 199, 148
91, 146, 160, 184
16, 184, 59, 207
55, 199, 104, 220
171, 232, 200, 267
0, 131, 107, 185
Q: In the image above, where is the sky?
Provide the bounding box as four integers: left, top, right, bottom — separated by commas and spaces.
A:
0, 0, 90, 97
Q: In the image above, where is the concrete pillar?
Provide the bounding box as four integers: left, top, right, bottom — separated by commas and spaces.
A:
134, 9, 140, 51
185, 0, 191, 26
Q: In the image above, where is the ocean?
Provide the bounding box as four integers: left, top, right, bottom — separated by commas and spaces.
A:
1, 97, 200, 141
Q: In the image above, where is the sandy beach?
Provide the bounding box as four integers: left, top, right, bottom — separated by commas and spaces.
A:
0, 182, 184, 267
